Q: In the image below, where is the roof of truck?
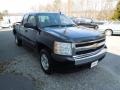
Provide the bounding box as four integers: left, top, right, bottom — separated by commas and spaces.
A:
25, 12, 61, 15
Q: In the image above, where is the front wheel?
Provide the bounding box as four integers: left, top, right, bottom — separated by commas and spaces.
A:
40, 49, 53, 74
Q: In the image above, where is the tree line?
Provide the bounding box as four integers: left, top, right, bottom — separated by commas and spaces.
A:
0, 10, 8, 21
112, 0, 120, 20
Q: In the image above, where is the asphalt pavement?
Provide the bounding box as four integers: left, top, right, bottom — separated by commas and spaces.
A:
0, 74, 34, 90
0, 28, 35, 90
0, 28, 28, 60
0, 28, 120, 90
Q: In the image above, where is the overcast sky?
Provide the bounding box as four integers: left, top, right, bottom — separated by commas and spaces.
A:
0, 0, 118, 13
0, 0, 55, 13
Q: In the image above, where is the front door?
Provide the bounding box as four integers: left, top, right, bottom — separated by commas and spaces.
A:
24, 15, 38, 47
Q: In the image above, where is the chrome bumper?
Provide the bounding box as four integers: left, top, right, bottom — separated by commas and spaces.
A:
73, 49, 106, 65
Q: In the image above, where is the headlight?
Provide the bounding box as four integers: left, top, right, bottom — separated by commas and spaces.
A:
54, 41, 72, 55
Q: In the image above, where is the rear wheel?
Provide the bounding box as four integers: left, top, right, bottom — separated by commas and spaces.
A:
105, 29, 112, 36
40, 49, 54, 74
15, 35, 22, 46
94, 25, 98, 30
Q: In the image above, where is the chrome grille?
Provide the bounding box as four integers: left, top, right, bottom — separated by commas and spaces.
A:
74, 38, 105, 57
73, 49, 102, 59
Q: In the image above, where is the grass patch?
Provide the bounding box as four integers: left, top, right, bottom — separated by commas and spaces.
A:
0, 62, 9, 73
0, 63, 5, 73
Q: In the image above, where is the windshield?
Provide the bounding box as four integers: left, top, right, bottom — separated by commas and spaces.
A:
37, 13, 75, 28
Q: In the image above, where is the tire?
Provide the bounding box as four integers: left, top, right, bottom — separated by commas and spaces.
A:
94, 25, 98, 30
15, 35, 22, 46
40, 49, 53, 74
105, 29, 112, 36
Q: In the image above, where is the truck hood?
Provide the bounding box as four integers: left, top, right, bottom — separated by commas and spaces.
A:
44, 27, 104, 42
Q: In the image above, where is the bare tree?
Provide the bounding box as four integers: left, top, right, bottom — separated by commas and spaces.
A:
2, 10, 8, 16
53, 0, 61, 11
45, 4, 54, 11
0, 12, 3, 20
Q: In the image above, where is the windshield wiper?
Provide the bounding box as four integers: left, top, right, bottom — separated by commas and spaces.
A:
43, 25, 61, 28
43, 24, 76, 28
60, 24, 76, 27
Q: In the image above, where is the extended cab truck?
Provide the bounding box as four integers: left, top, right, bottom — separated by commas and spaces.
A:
13, 13, 106, 74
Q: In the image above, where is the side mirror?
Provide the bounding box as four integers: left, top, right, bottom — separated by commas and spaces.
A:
24, 23, 37, 29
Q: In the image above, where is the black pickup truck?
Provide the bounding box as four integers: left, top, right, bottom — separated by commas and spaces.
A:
13, 13, 106, 74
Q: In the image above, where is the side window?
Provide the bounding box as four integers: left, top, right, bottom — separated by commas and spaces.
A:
27, 15, 36, 26
22, 15, 28, 25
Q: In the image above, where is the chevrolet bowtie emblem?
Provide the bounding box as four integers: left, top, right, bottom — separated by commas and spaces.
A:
93, 43, 98, 48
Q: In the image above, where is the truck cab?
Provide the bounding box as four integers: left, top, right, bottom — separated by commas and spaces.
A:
13, 13, 106, 74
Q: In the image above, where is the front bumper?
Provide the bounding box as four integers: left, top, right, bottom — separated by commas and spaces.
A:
52, 49, 106, 66
73, 49, 106, 65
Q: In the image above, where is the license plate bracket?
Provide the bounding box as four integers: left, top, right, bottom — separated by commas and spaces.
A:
91, 60, 98, 68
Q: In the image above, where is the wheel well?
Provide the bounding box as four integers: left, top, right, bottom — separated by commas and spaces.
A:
105, 29, 113, 34
37, 43, 52, 53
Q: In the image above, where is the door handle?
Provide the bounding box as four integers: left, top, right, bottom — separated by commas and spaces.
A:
25, 30, 28, 32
